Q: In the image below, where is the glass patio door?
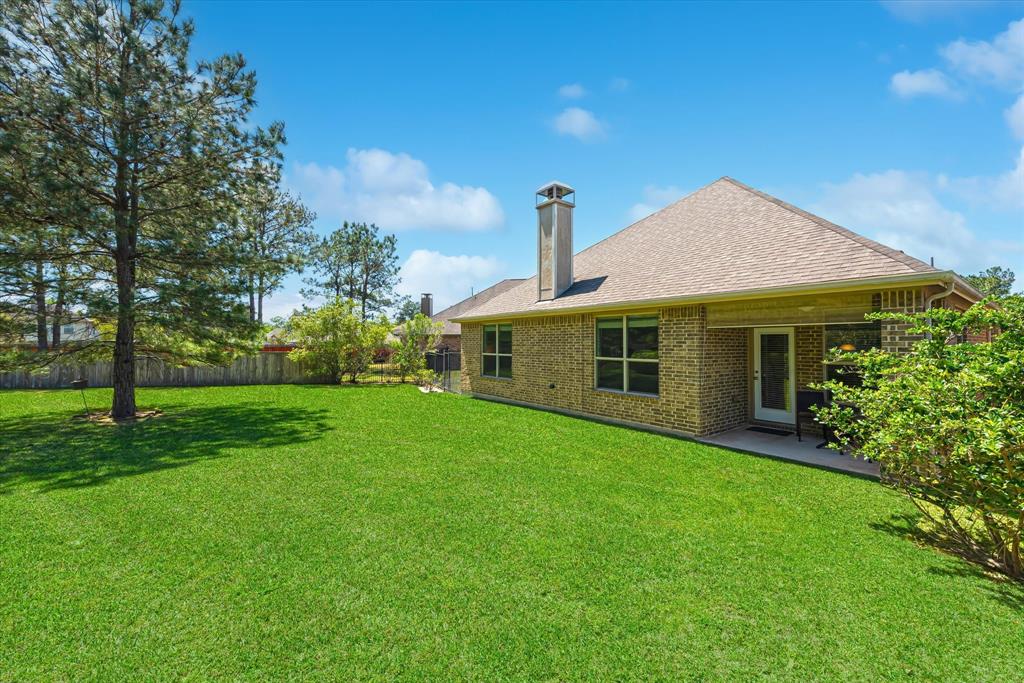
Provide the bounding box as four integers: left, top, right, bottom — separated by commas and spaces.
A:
753, 327, 795, 424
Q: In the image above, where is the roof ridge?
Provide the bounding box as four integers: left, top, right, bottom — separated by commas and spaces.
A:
719, 177, 935, 273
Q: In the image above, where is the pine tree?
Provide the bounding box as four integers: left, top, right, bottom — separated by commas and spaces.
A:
302, 222, 400, 320
0, 0, 281, 419
237, 163, 316, 325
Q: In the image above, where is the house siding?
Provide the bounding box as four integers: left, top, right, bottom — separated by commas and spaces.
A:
463, 306, 715, 436
701, 327, 749, 435
462, 287, 927, 438
880, 288, 925, 353
795, 325, 824, 390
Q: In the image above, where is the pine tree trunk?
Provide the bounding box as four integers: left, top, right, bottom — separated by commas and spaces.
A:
33, 259, 48, 351
257, 273, 264, 325
248, 275, 256, 322
111, 140, 136, 419
111, 251, 136, 419
50, 268, 65, 349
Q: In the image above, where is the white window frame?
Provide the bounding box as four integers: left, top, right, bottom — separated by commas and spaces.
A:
594, 314, 659, 396
482, 323, 512, 379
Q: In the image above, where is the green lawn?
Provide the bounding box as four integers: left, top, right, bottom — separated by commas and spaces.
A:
0, 385, 1021, 680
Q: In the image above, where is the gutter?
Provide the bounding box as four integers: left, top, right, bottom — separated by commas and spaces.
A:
924, 279, 956, 340
452, 270, 960, 324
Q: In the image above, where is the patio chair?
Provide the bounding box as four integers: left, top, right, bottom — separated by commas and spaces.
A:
795, 390, 826, 443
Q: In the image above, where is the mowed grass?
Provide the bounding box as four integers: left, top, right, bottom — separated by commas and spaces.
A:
0, 385, 1021, 681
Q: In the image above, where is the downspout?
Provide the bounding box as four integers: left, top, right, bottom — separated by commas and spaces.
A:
924, 280, 955, 340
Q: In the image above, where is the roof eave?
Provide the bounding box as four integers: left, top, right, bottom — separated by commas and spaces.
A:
451, 271, 959, 323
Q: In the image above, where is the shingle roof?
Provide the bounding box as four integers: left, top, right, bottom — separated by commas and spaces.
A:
432, 278, 526, 335
455, 177, 944, 320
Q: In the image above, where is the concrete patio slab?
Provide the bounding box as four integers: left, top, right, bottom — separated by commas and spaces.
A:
700, 426, 880, 478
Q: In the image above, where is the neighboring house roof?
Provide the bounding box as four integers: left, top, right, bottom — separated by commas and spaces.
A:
454, 177, 963, 321
433, 278, 526, 335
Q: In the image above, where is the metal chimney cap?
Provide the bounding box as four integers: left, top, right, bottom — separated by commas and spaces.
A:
536, 180, 575, 195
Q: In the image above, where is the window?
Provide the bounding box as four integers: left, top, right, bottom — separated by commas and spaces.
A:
825, 322, 881, 388
595, 315, 658, 395
61, 324, 74, 335
825, 322, 881, 353
482, 323, 512, 378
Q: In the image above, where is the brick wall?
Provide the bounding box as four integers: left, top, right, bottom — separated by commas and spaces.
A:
794, 325, 824, 390
879, 288, 924, 353
463, 305, 747, 436
461, 314, 585, 413
462, 287, 929, 437
701, 328, 749, 434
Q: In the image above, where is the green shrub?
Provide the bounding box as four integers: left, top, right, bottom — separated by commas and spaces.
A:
816, 298, 1023, 579
391, 313, 442, 382
288, 298, 391, 383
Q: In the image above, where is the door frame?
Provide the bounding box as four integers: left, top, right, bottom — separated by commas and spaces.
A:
752, 326, 796, 424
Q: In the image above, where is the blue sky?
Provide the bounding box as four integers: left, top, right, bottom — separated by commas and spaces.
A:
183, 0, 1024, 316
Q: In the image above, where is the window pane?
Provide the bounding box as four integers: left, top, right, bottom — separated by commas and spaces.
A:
483, 354, 496, 377
596, 359, 624, 391
596, 318, 623, 358
627, 316, 658, 359
483, 325, 497, 353
628, 361, 659, 395
498, 324, 512, 354
825, 322, 881, 353
760, 333, 789, 410
498, 355, 512, 378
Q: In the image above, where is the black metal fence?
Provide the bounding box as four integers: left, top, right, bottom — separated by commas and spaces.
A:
426, 349, 461, 393
355, 350, 461, 393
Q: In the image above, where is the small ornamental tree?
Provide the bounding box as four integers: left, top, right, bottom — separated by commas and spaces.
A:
392, 313, 442, 383
288, 298, 390, 384
815, 300, 1023, 579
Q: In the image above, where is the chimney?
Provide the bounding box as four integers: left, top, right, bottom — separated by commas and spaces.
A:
420, 293, 433, 317
536, 181, 574, 301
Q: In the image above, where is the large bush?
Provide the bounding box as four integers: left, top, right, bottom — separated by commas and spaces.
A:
392, 314, 443, 383
816, 298, 1023, 579
288, 298, 391, 383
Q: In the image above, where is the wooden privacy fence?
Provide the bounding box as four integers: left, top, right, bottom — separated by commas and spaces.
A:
0, 353, 330, 390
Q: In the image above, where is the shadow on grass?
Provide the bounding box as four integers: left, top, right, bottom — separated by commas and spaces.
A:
0, 402, 333, 495
871, 512, 1024, 608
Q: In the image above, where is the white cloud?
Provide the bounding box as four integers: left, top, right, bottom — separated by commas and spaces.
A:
889, 68, 961, 99
628, 185, 687, 221
288, 148, 504, 231
1006, 93, 1024, 138
940, 145, 1024, 210
396, 250, 506, 312
558, 83, 586, 99
552, 107, 607, 142
881, 1, 996, 23
813, 170, 1022, 272
609, 77, 630, 92
941, 18, 1024, 88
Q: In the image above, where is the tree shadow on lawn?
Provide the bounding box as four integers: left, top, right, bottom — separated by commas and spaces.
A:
871, 513, 1024, 609
0, 401, 333, 495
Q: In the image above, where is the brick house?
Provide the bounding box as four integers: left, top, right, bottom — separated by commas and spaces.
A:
452, 178, 982, 438
423, 279, 525, 352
